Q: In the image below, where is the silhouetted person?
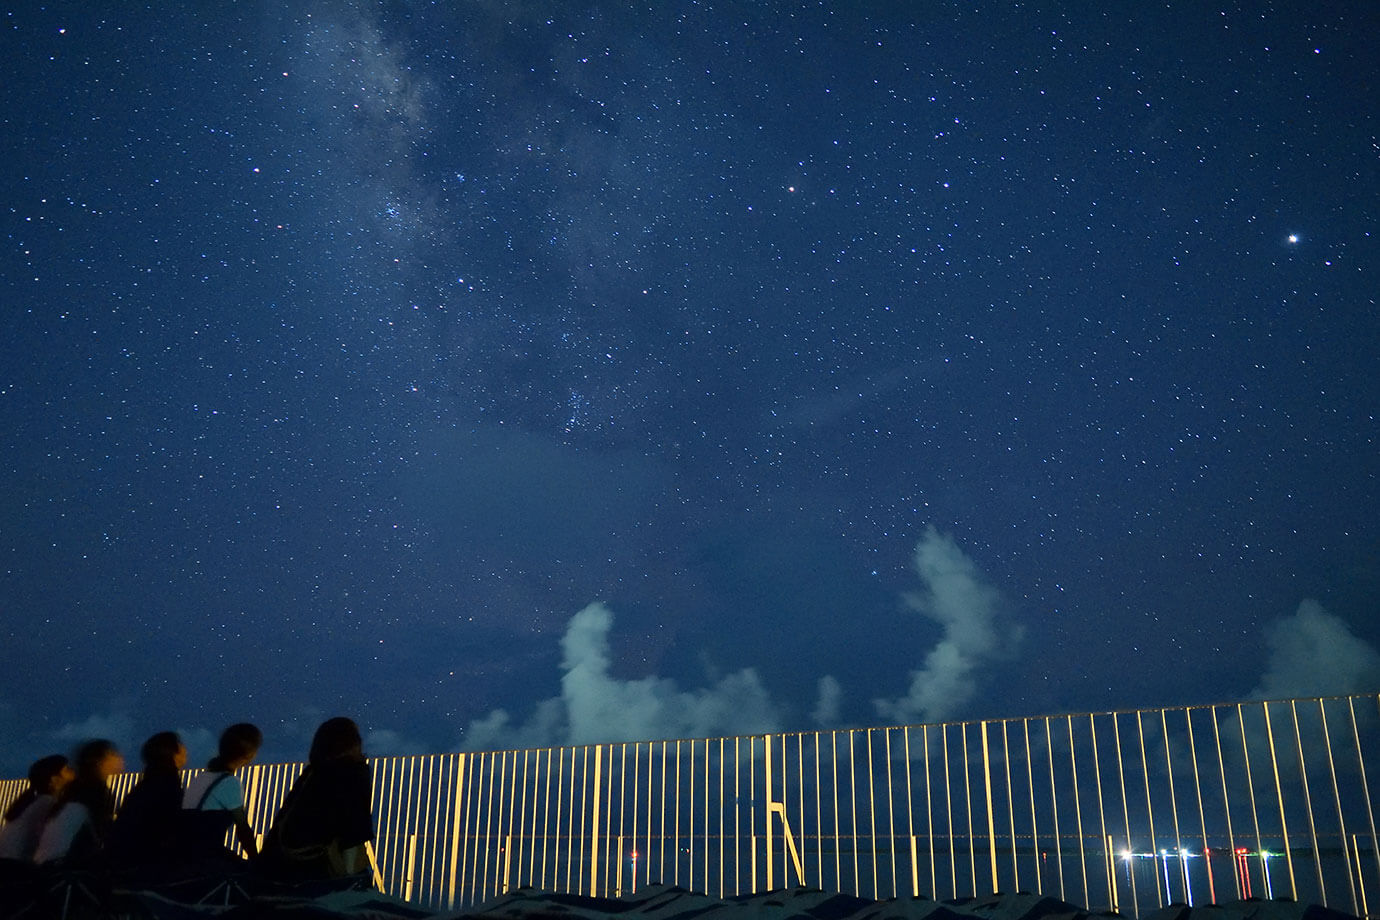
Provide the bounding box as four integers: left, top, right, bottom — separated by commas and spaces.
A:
0, 755, 73, 862
108, 732, 186, 872
34, 740, 124, 866
261, 717, 374, 882
181, 722, 263, 860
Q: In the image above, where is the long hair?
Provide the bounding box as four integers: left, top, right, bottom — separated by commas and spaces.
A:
2, 754, 69, 821
140, 731, 183, 775
61, 739, 120, 826
71, 739, 119, 785
208, 722, 263, 772
307, 717, 364, 767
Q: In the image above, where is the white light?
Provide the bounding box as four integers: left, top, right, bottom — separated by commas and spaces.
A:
1288, 234, 1299, 244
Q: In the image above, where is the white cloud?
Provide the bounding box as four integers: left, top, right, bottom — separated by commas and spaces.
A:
461, 602, 781, 750
45, 717, 224, 771
1251, 598, 1380, 699
458, 529, 1026, 752
365, 728, 433, 758
812, 676, 843, 726
51, 712, 136, 749
873, 527, 1024, 724
461, 700, 567, 754
174, 727, 218, 766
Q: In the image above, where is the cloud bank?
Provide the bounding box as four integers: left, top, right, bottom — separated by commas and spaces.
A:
462, 602, 782, 750
1251, 598, 1380, 699
873, 527, 1024, 724
460, 527, 1022, 751
9, 538, 1373, 774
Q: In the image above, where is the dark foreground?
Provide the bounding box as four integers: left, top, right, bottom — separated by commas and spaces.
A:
0, 872, 1365, 920
459, 886, 1362, 920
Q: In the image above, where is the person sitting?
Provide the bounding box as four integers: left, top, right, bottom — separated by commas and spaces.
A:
261, 717, 374, 883
33, 740, 124, 867
108, 732, 186, 873
181, 722, 262, 860
0, 755, 73, 862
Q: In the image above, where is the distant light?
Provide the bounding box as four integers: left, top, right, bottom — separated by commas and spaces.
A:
1287, 234, 1299, 244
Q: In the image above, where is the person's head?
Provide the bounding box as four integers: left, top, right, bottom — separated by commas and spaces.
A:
3, 753, 75, 821
308, 717, 363, 766
73, 739, 124, 783
28, 754, 73, 796
209, 722, 263, 772
140, 731, 187, 774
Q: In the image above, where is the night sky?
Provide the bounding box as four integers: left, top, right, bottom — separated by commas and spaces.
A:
3, 2, 1378, 774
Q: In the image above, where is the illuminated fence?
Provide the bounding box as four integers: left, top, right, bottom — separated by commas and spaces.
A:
2, 694, 1378, 918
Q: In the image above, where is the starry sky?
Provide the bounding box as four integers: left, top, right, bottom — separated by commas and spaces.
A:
2, 2, 1378, 774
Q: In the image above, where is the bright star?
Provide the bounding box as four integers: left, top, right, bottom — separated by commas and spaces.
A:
1287, 234, 1299, 244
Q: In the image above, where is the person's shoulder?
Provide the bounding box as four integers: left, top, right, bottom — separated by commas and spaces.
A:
118, 780, 149, 807
155, 771, 185, 804
317, 758, 371, 793
183, 771, 214, 802
320, 758, 370, 777
185, 770, 239, 806
41, 800, 91, 836
343, 758, 373, 784
209, 772, 244, 807
150, 770, 182, 792
70, 778, 114, 809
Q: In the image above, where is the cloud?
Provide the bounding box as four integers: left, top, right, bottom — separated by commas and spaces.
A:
461, 700, 567, 754
47, 716, 223, 771
812, 676, 843, 727
175, 727, 219, 766
461, 602, 781, 750
457, 529, 1024, 752
364, 728, 433, 759
51, 712, 137, 750
1213, 600, 1380, 783
1251, 598, 1380, 699
873, 527, 1024, 724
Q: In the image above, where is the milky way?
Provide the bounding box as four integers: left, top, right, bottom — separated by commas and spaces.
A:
1, 3, 1376, 771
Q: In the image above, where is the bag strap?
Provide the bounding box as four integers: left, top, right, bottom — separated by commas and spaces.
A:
195, 771, 233, 810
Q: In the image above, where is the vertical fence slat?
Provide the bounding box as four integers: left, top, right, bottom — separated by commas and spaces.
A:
1290, 700, 1326, 905
1088, 714, 1111, 911
1349, 697, 1380, 897
1047, 716, 1066, 901
1263, 700, 1299, 898
1318, 699, 1358, 916
1067, 714, 1089, 908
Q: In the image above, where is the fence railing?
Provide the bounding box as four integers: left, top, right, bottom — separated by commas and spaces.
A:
3, 694, 1378, 917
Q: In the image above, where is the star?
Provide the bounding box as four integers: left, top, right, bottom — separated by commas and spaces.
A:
1287, 234, 1299, 244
